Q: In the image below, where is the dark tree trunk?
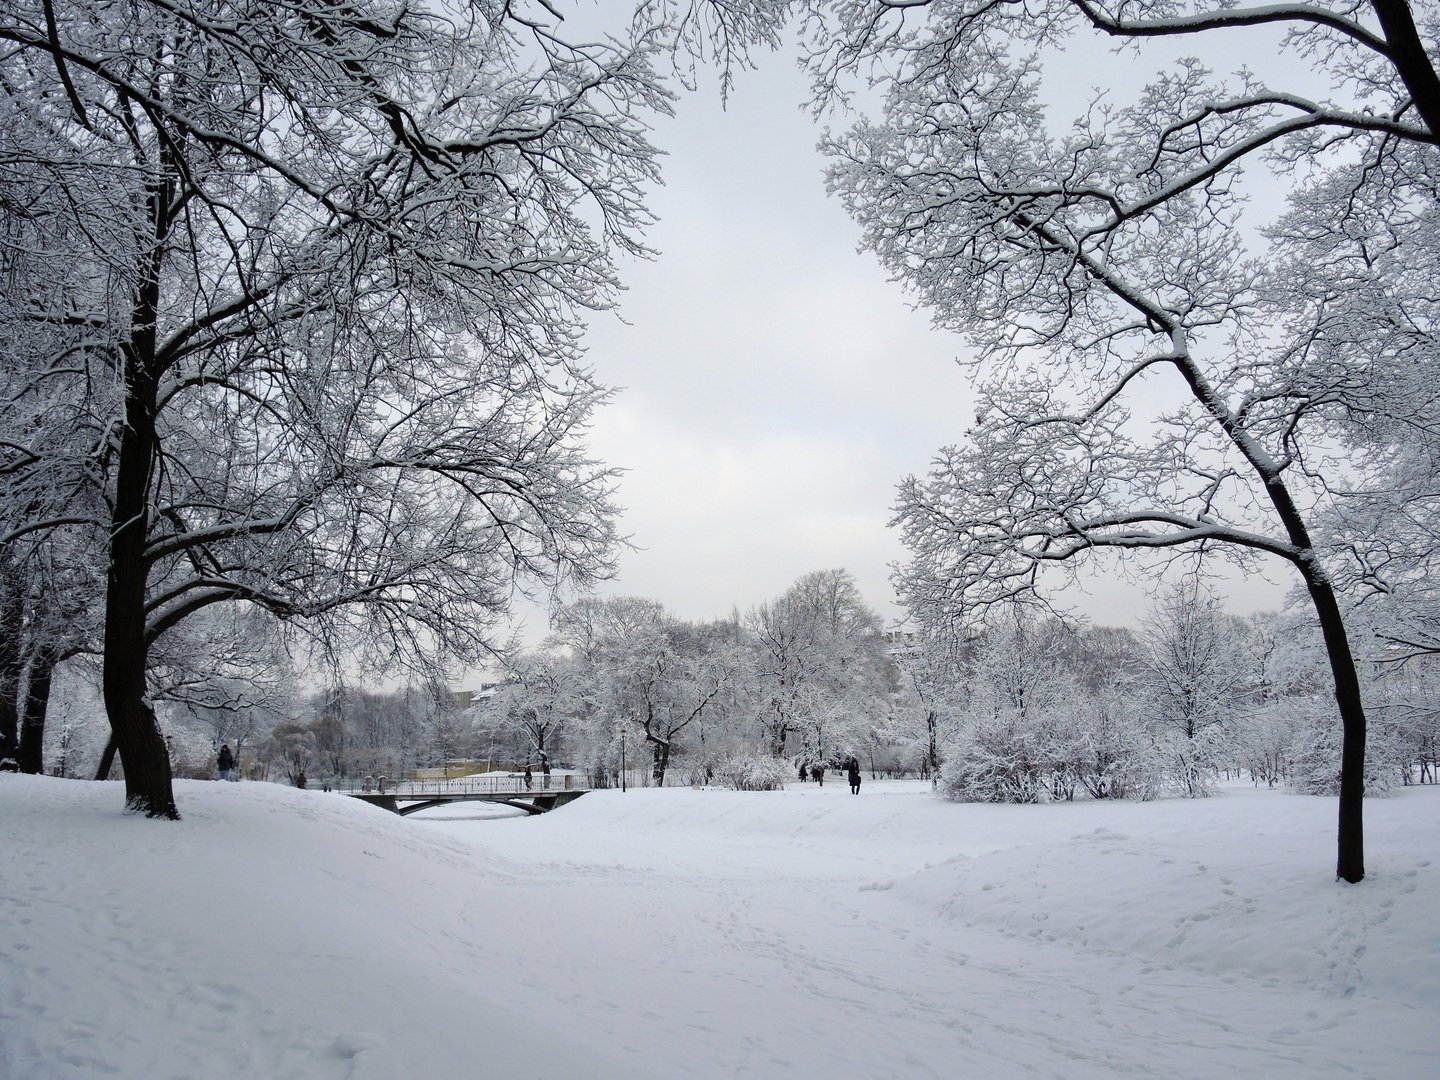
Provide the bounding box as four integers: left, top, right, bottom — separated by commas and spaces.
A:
104, 395, 178, 815
1371, 0, 1440, 141
651, 738, 670, 786
926, 708, 940, 780
1256, 455, 1366, 882
1179, 346, 1369, 883
94, 735, 119, 780
16, 646, 58, 774
1303, 573, 1367, 883
769, 707, 789, 759
100, 172, 179, 820
0, 561, 24, 763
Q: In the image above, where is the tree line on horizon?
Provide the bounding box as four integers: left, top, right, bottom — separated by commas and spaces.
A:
39, 569, 1437, 809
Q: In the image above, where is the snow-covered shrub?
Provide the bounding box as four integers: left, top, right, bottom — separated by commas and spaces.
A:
1365, 673, 1440, 786
712, 754, 792, 791
941, 702, 1166, 804
1235, 703, 1299, 788
1073, 708, 1164, 801
41, 670, 109, 779
260, 724, 316, 788
937, 715, 1047, 803
1287, 706, 1399, 796
165, 725, 221, 780
1155, 726, 1228, 797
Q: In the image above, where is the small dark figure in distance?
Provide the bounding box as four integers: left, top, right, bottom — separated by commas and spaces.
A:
798, 764, 808, 783
847, 757, 861, 795
813, 765, 824, 786
524, 765, 533, 791
217, 744, 235, 781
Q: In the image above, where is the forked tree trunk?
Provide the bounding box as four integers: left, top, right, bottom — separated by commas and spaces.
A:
768, 705, 789, 759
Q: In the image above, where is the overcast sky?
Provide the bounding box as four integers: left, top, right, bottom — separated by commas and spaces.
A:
504, 27, 1293, 645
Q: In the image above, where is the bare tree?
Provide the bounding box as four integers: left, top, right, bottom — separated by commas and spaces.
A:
885, 631, 969, 781
0, 1, 675, 816
0, 153, 111, 769
1139, 583, 1251, 795
556, 597, 735, 785
483, 651, 586, 777
747, 569, 888, 759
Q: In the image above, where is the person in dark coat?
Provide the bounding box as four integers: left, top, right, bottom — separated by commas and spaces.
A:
847, 757, 861, 795
217, 744, 235, 781
523, 765, 533, 790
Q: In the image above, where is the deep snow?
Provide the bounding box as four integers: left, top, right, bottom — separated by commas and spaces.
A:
0, 773, 1434, 1079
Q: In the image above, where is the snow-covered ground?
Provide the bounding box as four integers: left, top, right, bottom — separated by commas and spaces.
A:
1, 773, 1434, 1080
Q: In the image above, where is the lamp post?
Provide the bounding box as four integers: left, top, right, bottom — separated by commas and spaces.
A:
620, 728, 627, 793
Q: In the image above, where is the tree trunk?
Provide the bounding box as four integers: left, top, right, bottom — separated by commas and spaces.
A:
16, 645, 58, 774
101, 173, 179, 820
0, 561, 24, 763
1178, 351, 1370, 882
651, 737, 670, 787
94, 735, 119, 781
768, 704, 789, 758
1371, 0, 1440, 140
1303, 572, 1366, 883
104, 573, 177, 816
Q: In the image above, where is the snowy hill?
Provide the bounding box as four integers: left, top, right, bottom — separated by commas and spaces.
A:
1, 774, 1435, 1079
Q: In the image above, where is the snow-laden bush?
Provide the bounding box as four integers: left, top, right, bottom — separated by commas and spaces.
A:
41, 669, 109, 779
1033, 710, 1087, 801
1287, 708, 1399, 796
940, 705, 1167, 804
1155, 725, 1229, 798
1236, 703, 1300, 788
937, 716, 1047, 803
1074, 709, 1164, 801
712, 754, 792, 791
165, 725, 222, 780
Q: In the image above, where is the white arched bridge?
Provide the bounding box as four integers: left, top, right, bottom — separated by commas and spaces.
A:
340, 774, 590, 816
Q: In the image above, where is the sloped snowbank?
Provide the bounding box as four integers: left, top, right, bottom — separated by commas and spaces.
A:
0, 776, 637, 1080
1, 773, 1435, 1079
886, 789, 1437, 1004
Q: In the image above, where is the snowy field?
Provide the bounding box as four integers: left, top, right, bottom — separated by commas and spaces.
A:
1, 774, 1435, 1080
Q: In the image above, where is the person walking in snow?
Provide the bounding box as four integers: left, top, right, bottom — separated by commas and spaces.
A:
523, 765, 533, 791
847, 757, 861, 795
217, 744, 235, 781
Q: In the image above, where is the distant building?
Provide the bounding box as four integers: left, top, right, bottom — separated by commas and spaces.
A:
883, 627, 918, 660
448, 683, 505, 712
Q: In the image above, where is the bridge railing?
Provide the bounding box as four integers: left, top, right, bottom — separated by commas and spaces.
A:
334, 773, 586, 797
